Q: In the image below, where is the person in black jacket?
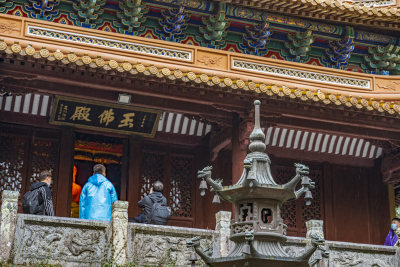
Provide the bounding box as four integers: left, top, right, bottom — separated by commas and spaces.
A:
135, 180, 168, 224
27, 170, 54, 216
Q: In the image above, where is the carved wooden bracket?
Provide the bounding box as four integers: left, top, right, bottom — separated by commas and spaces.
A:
381, 150, 400, 183
210, 127, 231, 162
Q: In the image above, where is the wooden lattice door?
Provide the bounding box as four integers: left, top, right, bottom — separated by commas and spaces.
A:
139, 145, 195, 227
0, 124, 60, 211
272, 163, 323, 237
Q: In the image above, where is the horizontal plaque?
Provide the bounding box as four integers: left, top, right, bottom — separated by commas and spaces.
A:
50, 96, 161, 138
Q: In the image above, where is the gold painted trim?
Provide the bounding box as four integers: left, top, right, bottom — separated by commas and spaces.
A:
216, 0, 400, 27
49, 96, 162, 138
1, 40, 399, 116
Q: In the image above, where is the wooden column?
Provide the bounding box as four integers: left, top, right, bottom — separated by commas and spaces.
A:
231, 114, 252, 184
322, 162, 335, 241
55, 127, 74, 217
120, 139, 129, 201
127, 136, 142, 218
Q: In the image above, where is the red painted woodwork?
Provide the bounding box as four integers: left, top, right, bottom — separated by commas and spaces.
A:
0, 123, 61, 213
130, 142, 199, 228
323, 163, 390, 245
56, 127, 74, 217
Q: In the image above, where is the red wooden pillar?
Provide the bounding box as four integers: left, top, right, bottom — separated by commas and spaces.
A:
120, 139, 129, 201
127, 136, 142, 218
231, 114, 252, 184
55, 127, 74, 217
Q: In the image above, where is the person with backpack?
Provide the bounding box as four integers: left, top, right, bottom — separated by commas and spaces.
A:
135, 180, 171, 225
22, 170, 54, 216
79, 164, 118, 222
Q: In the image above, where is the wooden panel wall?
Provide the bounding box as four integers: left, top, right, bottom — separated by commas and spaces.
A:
323, 163, 390, 244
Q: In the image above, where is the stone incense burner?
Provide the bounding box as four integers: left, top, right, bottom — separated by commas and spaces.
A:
188, 100, 328, 267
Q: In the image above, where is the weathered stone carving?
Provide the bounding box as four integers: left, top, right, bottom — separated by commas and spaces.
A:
128, 223, 215, 266
111, 201, 129, 265
13, 215, 110, 266
328, 249, 395, 267
214, 211, 231, 257
284, 237, 398, 267
332, 252, 363, 266
0, 190, 19, 262
306, 220, 329, 266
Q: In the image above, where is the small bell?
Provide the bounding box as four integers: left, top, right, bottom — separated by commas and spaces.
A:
199, 179, 208, 197
305, 190, 313, 206
199, 179, 208, 190
212, 194, 220, 204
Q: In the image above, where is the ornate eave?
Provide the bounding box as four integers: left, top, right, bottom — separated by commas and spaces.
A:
1, 14, 400, 117
217, 0, 400, 30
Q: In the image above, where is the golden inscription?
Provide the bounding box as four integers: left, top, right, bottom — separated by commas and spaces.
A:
118, 113, 135, 128
98, 108, 115, 126
70, 106, 91, 121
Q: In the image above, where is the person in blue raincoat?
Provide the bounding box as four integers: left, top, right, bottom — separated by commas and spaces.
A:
79, 164, 118, 221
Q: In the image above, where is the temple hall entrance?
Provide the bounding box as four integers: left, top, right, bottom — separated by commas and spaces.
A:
70, 132, 124, 218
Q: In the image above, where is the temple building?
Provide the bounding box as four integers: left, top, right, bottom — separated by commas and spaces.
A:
1, 0, 400, 247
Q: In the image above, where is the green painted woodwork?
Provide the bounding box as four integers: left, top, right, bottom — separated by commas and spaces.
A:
197, 2, 230, 48
71, 0, 106, 28
0, 0, 12, 13
116, 0, 148, 34
365, 44, 400, 74
1, 0, 399, 74
282, 30, 314, 63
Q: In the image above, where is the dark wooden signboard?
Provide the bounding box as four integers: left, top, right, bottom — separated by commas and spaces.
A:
49, 96, 161, 138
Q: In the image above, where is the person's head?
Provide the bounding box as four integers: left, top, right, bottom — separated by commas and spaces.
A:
39, 170, 52, 186
391, 218, 400, 231
93, 164, 106, 176
152, 180, 164, 193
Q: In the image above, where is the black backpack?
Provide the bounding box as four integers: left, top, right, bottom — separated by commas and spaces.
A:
22, 188, 42, 214
150, 201, 171, 225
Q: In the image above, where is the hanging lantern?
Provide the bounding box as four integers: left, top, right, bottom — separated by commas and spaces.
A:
212, 193, 221, 204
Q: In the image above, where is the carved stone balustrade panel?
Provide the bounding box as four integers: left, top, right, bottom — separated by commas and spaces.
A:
127, 223, 216, 266
283, 237, 399, 267
12, 214, 111, 267
326, 241, 399, 267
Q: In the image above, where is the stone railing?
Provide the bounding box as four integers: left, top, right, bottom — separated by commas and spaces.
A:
127, 223, 215, 266
1, 190, 399, 266
12, 214, 111, 266
284, 237, 399, 266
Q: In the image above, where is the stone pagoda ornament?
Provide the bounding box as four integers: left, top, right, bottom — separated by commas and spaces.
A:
189, 100, 328, 266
